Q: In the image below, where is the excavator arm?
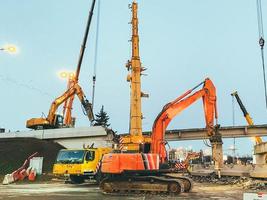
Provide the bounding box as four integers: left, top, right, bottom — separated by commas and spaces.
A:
26, 83, 94, 129
151, 78, 217, 163
47, 83, 94, 123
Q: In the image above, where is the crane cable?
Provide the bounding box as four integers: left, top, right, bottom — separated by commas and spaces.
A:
91, 0, 101, 112
256, 0, 266, 108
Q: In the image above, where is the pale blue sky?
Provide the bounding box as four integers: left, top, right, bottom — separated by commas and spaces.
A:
0, 0, 266, 155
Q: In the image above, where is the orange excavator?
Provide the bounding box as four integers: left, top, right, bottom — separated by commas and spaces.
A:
26, 84, 94, 130
99, 78, 219, 194
26, 0, 96, 129
151, 78, 218, 164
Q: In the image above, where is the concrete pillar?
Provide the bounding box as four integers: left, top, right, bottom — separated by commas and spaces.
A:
211, 141, 223, 171
209, 126, 223, 177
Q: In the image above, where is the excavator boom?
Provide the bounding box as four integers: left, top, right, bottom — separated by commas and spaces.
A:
151, 78, 217, 162
47, 84, 94, 123
26, 83, 93, 129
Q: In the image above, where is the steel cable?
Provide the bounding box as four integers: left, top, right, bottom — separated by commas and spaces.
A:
91, 0, 101, 112
256, 0, 267, 108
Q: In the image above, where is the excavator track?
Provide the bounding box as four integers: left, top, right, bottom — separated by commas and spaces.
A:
164, 174, 193, 192
100, 175, 192, 195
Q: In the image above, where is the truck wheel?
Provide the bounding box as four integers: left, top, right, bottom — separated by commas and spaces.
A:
70, 175, 85, 184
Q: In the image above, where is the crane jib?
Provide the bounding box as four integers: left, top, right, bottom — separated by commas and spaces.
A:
75, 0, 96, 81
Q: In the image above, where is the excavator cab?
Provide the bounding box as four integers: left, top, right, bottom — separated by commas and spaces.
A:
54, 114, 64, 128
27, 114, 64, 130
139, 143, 151, 153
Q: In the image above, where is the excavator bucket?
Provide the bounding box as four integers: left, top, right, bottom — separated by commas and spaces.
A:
82, 100, 94, 121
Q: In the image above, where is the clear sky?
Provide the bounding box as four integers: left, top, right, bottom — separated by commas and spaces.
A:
0, 0, 266, 156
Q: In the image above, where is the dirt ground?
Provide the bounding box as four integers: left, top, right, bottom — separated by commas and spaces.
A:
0, 181, 263, 200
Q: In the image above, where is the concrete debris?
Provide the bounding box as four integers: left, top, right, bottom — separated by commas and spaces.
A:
242, 179, 267, 190
191, 174, 267, 190
2, 174, 14, 185
190, 173, 241, 184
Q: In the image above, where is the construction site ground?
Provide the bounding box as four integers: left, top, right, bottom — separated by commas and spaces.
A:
0, 180, 265, 200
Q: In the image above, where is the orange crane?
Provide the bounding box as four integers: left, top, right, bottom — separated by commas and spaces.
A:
99, 78, 218, 194
26, 0, 96, 129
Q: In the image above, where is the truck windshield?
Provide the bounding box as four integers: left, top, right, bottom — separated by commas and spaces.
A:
56, 150, 85, 164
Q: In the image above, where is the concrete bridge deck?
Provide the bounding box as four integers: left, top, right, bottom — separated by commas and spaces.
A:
0, 124, 267, 148
163, 124, 267, 141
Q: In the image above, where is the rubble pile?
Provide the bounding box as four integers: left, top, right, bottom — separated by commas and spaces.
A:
191, 174, 267, 190
242, 179, 267, 190
190, 173, 242, 184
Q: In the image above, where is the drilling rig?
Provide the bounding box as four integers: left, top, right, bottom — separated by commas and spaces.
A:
99, 1, 193, 195
119, 1, 151, 152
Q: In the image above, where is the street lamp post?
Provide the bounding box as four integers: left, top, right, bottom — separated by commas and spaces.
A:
0, 44, 18, 54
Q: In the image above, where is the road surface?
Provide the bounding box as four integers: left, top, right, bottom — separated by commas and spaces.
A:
0, 182, 251, 200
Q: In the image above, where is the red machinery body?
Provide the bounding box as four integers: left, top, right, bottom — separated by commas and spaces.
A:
101, 153, 159, 174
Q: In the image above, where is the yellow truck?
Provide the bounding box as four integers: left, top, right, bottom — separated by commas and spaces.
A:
53, 147, 112, 183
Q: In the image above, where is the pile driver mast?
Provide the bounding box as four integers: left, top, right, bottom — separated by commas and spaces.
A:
120, 1, 150, 151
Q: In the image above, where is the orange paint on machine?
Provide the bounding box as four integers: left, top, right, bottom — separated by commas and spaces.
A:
101, 153, 159, 174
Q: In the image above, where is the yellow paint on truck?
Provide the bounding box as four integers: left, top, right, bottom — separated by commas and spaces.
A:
53, 147, 111, 183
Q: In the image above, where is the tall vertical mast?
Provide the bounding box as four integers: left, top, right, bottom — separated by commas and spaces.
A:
120, 1, 150, 152
126, 1, 143, 141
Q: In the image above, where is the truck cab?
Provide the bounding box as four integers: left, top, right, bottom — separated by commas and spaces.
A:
53, 147, 111, 183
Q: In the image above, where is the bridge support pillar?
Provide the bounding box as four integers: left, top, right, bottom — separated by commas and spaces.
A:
210, 127, 223, 178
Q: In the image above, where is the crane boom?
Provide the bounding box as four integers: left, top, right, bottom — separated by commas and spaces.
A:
231, 91, 263, 144
75, 0, 96, 81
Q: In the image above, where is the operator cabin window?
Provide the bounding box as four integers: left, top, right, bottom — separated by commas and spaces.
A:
85, 151, 95, 161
